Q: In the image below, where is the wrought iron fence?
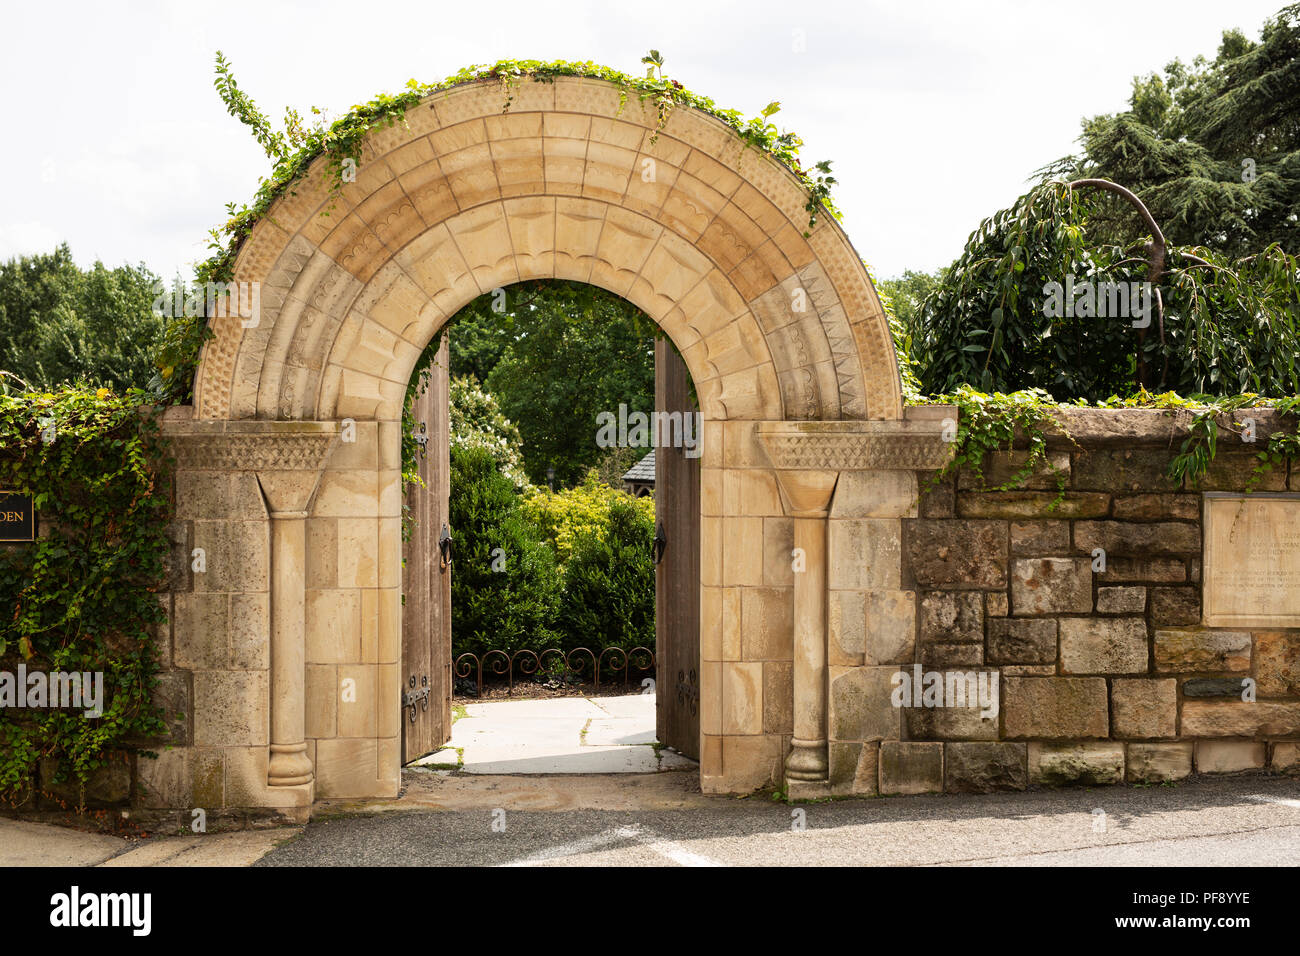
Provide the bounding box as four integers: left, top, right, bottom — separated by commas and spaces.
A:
453, 646, 655, 698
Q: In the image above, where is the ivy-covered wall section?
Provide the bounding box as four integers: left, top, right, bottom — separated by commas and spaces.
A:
0, 388, 178, 818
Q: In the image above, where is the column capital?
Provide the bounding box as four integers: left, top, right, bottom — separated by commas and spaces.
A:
771, 469, 839, 518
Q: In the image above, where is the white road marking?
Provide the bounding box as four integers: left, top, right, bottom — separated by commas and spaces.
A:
499, 824, 723, 867
637, 835, 722, 867
1247, 794, 1300, 808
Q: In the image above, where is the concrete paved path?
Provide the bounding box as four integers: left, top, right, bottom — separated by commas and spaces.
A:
0, 819, 297, 867
269, 775, 1300, 867
412, 692, 696, 774
5, 775, 1299, 868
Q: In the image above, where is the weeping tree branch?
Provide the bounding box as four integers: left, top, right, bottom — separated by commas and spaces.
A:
1067, 177, 1176, 389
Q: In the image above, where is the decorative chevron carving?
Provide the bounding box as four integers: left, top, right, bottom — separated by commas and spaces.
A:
167, 424, 339, 472
757, 420, 954, 472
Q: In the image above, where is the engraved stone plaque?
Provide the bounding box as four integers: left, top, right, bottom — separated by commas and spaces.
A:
1203, 493, 1300, 627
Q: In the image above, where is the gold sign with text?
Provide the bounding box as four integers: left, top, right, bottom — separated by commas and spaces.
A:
0, 492, 36, 542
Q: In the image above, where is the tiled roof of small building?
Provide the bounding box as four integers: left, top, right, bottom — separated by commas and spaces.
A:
622, 449, 656, 483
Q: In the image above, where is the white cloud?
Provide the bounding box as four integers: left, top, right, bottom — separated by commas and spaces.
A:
0, 0, 1284, 280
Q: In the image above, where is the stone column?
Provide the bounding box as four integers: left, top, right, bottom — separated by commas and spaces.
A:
758, 416, 955, 798
168, 420, 340, 809
771, 470, 838, 793
258, 472, 326, 788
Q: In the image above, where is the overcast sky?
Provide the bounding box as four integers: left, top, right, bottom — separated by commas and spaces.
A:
0, 0, 1286, 282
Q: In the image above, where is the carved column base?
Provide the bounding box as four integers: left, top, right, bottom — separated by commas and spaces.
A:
268, 743, 314, 787
785, 737, 829, 781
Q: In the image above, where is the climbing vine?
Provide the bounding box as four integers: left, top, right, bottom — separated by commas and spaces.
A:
927, 385, 1070, 503
195, 52, 839, 286
0, 386, 171, 806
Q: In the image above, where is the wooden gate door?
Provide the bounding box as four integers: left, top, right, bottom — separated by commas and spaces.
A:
400, 337, 453, 763
654, 338, 701, 759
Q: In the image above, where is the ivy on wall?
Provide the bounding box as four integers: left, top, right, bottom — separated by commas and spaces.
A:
924, 385, 1300, 498
0, 386, 170, 805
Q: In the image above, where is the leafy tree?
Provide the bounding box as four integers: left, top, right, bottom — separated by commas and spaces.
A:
878, 269, 947, 333
909, 180, 1300, 401
0, 245, 167, 391
441, 280, 656, 486
1044, 5, 1300, 257
449, 376, 529, 488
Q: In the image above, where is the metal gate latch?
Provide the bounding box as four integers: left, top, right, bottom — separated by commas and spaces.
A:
439, 523, 454, 571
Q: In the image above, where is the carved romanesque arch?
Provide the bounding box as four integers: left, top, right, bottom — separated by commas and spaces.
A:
192, 76, 903, 424
170, 75, 921, 809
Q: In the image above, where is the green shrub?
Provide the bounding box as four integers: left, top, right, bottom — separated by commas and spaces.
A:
521, 471, 654, 567
448, 445, 560, 659
557, 498, 655, 657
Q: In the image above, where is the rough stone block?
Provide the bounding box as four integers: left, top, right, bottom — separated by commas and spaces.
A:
1059, 618, 1148, 674
1195, 740, 1267, 773
828, 519, 901, 590
1200, 451, 1286, 491
1111, 494, 1200, 520
1126, 742, 1193, 783
1255, 632, 1300, 697
1072, 448, 1181, 492
1154, 629, 1250, 673
921, 643, 984, 668
919, 591, 983, 644
1151, 587, 1200, 626
1010, 520, 1070, 554
903, 692, 999, 741
1111, 678, 1177, 738
1182, 678, 1252, 698
829, 740, 879, 795
960, 450, 1071, 491
1097, 586, 1146, 614
1004, 677, 1109, 738
1011, 557, 1092, 614
829, 666, 899, 741
1100, 557, 1186, 582
907, 520, 1007, 589
880, 741, 943, 795
1074, 521, 1200, 555
987, 591, 1009, 617
1271, 742, 1299, 772
944, 742, 1028, 793
957, 492, 1109, 520
918, 476, 955, 518
1029, 742, 1125, 785
1181, 700, 1300, 737
40, 753, 132, 808
987, 618, 1057, 665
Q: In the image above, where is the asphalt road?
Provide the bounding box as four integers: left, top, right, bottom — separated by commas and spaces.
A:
256, 775, 1300, 867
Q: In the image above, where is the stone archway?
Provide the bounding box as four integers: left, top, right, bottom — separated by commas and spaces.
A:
172, 75, 937, 813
